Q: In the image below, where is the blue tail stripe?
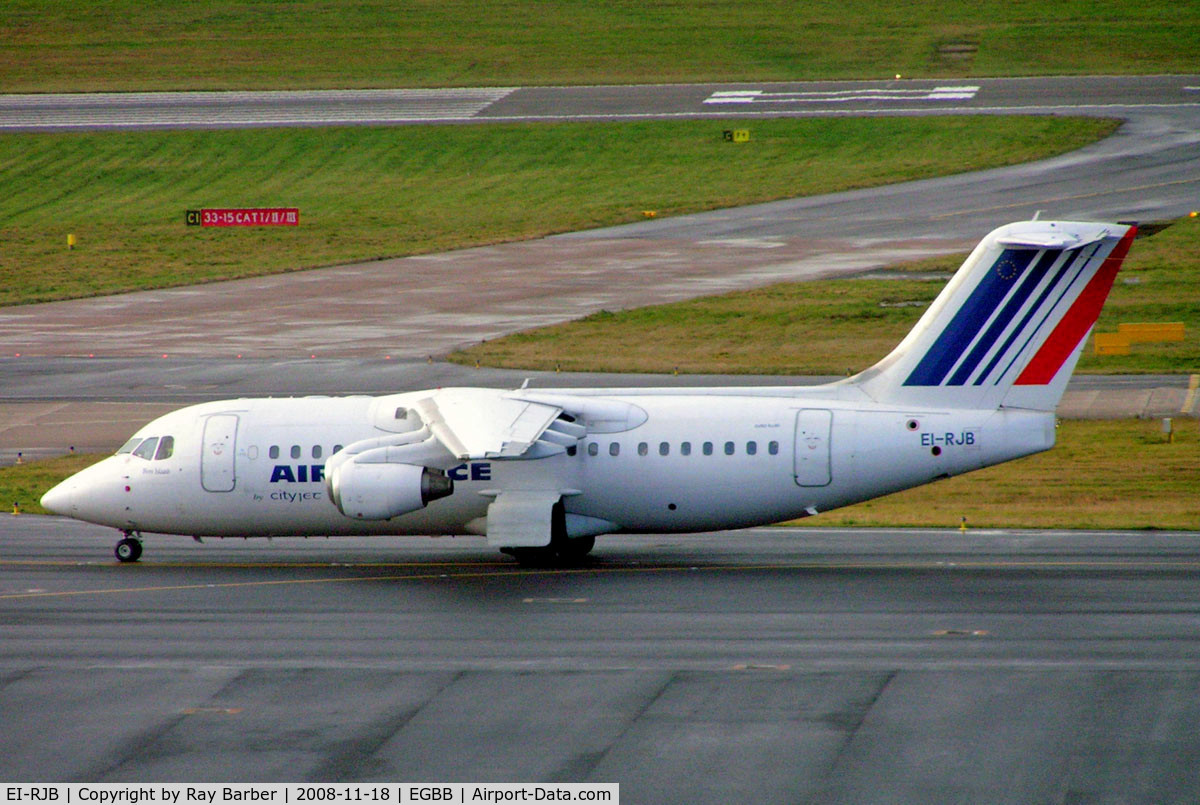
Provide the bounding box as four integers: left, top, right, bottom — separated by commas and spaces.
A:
979, 247, 1082, 385
903, 249, 1036, 386
993, 243, 1100, 385
949, 248, 1061, 385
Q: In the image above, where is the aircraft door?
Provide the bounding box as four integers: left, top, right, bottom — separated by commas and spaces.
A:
201, 414, 239, 492
793, 409, 832, 487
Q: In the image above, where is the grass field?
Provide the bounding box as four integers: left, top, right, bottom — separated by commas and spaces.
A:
3, 452, 95, 517
0, 116, 1117, 307
451, 216, 1200, 375
3, 1, 1197, 92
11, 419, 1198, 528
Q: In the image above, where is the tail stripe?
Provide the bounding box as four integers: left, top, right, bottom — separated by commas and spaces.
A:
852, 220, 1133, 411
948, 247, 1064, 385
1013, 226, 1136, 385
974, 247, 1080, 385
902, 249, 1036, 386
987, 244, 1097, 385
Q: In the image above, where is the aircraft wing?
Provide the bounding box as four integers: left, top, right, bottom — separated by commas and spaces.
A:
411, 388, 582, 460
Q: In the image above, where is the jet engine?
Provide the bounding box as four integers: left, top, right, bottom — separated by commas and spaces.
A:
327, 462, 453, 520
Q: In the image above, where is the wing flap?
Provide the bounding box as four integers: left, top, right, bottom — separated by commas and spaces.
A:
412, 388, 565, 460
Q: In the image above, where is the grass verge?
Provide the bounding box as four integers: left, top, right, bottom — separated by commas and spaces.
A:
0, 116, 1116, 307
3, 1, 1198, 92
2, 453, 97, 516
451, 216, 1200, 375
12, 420, 1198, 528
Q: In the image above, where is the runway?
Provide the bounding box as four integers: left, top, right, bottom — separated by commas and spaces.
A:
1, 75, 1196, 131
3, 518, 1200, 799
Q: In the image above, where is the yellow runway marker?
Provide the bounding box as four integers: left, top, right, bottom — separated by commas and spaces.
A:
1182, 373, 1199, 415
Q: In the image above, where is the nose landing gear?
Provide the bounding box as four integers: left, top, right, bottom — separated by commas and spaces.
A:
115, 532, 143, 563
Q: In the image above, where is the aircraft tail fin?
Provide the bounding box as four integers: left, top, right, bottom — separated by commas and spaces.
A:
849, 219, 1136, 411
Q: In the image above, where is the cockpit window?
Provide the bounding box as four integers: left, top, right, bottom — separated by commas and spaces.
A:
154, 436, 175, 461
132, 437, 159, 460
116, 437, 142, 455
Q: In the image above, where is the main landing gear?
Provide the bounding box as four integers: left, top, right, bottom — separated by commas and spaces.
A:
502, 535, 596, 567
498, 500, 597, 566
114, 532, 143, 563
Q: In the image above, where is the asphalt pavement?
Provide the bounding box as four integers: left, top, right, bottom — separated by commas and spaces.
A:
4, 520, 1200, 801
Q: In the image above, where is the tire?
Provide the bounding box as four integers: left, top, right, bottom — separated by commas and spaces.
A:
115, 537, 142, 563
555, 535, 596, 562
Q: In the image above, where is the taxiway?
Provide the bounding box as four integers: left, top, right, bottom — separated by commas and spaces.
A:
3, 519, 1199, 800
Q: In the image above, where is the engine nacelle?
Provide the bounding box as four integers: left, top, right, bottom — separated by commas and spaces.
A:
327, 462, 453, 520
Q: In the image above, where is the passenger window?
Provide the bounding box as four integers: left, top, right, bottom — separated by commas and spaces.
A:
312, 445, 323, 459
566, 445, 577, 457
587, 442, 598, 457
659, 442, 669, 456
290, 445, 301, 459
769, 441, 779, 455
746, 441, 757, 456
638, 442, 648, 456
132, 437, 159, 460
116, 437, 142, 455
609, 442, 620, 456
154, 436, 175, 461
681, 441, 691, 456
333, 445, 343, 454
724, 441, 735, 455
269, 445, 280, 459
703, 442, 713, 456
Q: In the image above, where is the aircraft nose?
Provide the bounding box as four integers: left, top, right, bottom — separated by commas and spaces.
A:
40, 478, 77, 515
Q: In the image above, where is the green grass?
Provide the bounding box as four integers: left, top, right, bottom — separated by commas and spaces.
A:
13, 420, 1198, 528
0, 116, 1117, 307
789, 419, 1200, 530
451, 216, 1200, 375
2, 453, 97, 516
2, 1, 1197, 92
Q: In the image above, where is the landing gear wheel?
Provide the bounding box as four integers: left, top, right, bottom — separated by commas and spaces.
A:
115, 536, 142, 563
505, 546, 559, 567
499, 501, 597, 566
555, 535, 596, 562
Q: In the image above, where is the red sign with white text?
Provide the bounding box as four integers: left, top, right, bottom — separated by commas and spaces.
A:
190, 208, 300, 227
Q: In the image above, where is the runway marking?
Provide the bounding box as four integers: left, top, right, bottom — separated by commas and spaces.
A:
932, 629, 989, 637
705, 86, 980, 104
471, 102, 1200, 123
732, 663, 792, 671
1182, 374, 1199, 415
4, 558, 1200, 601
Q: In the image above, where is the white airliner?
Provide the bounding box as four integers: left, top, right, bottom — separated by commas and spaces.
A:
42, 219, 1136, 564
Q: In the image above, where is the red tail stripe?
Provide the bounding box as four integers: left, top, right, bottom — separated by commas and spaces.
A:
1014, 226, 1136, 386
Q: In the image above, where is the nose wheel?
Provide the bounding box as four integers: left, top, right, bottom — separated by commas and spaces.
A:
115, 534, 143, 563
